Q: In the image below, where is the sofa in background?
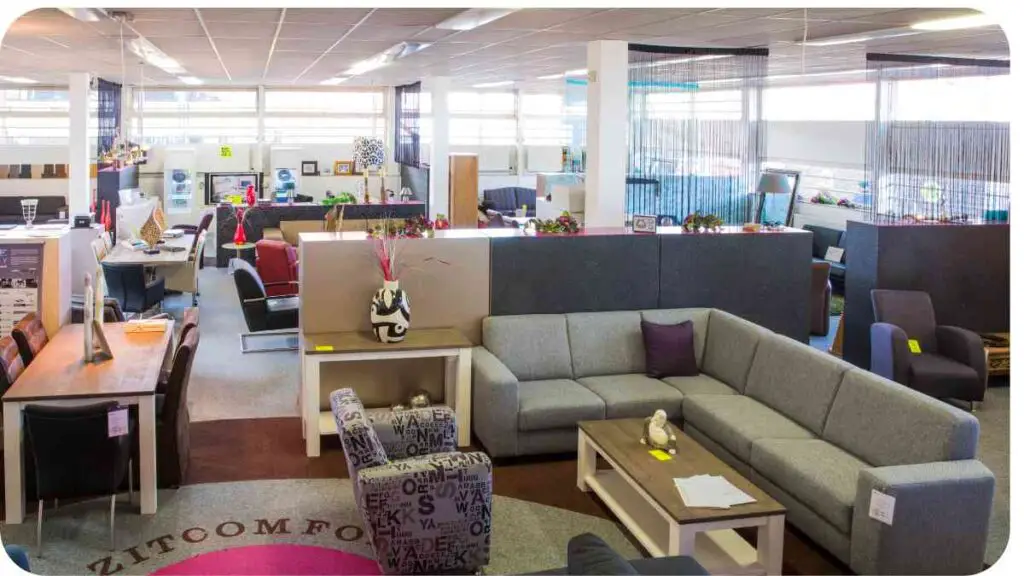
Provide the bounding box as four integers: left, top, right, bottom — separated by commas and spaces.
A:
870, 289, 987, 406
0, 196, 66, 224
473, 308, 994, 574
483, 186, 536, 217
810, 260, 832, 336
529, 533, 708, 575
803, 224, 847, 293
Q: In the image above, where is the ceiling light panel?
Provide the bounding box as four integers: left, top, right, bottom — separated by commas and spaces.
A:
0, 75, 38, 84
911, 14, 996, 31
128, 37, 188, 75
436, 9, 517, 31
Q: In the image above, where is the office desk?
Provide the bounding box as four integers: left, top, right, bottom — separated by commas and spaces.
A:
102, 234, 195, 266
2, 321, 174, 524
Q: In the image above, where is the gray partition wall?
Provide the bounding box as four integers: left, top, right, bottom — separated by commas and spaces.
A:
844, 222, 1010, 368
490, 230, 813, 341
659, 231, 812, 340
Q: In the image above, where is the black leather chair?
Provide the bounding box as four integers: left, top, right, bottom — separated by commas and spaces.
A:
102, 263, 165, 315
232, 259, 298, 332
870, 289, 987, 407
24, 402, 135, 553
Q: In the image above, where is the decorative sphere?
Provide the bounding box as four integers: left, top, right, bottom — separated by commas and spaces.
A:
408, 391, 431, 409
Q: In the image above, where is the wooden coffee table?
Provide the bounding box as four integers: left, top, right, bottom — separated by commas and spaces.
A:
578, 419, 786, 575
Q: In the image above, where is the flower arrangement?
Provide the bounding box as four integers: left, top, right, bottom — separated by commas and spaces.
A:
810, 191, 859, 209
322, 192, 357, 206
372, 229, 401, 281
529, 211, 580, 234
681, 211, 723, 232
434, 214, 450, 230
368, 214, 440, 239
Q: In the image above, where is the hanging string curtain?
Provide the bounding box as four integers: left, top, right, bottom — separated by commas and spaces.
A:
394, 82, 421, 166
626, 44, 767, 224
865, 52, 1010, 223
96, 78, 122, 160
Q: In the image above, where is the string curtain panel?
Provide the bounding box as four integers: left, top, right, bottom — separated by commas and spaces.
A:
394, 82, 421, 166
865, 53, 1010, 223
627, 45, 767, 224
96, 78, 122, 159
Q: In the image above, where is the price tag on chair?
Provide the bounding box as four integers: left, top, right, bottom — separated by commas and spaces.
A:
108, 407, 129, 437
908, 339, 922, 354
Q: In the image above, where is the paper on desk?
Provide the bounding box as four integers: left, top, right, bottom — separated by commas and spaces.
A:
674, 475, 755, 509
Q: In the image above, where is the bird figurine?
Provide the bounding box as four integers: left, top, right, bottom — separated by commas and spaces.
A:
640, 409, 677, 454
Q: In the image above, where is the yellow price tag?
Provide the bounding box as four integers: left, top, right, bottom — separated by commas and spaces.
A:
649, 449, 672, 461
220, 145, 233, 158
908, 339, 922, 354
314, 345, 334, 352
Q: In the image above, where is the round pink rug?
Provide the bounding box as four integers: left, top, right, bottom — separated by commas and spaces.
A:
151, 544, 381, 575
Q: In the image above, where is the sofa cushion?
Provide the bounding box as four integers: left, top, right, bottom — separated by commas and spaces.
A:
483, 315, 573, 381
662, 374, 738, 397
567, 311, 645, 378
751, 439, 867, 534
641, 319, 698, 378
803, 225, 843, 260
745, 333, 850, 435
909, 352, 981, 391
682, 395, 814, 462
518, 379, 606, 431
577, 374, 682, 419
640, 308, 711, 368
823, 369, 979, 467
702, 310, 769, 393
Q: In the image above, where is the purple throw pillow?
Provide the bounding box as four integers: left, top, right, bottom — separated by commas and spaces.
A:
641, 319, 698, 378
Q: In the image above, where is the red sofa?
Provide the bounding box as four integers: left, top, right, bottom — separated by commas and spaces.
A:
255, 239, 298, 297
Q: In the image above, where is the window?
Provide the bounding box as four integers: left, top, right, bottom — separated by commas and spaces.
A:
131, 89, 258, 144
763, 83, 874, 121
889, 74, 1010, 121
0, 89, 71, 144
448, 91, 516, 146
521, 94, 572, 146
263, 89, 385, 144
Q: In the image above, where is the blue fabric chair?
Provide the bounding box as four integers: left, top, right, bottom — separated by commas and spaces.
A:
483, 187, 536, 217
5, 545, 30, 571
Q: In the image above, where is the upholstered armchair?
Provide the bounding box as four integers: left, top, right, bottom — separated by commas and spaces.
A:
254, 239, 298, 297
870, 289, 987, 407
330, 388, 492, 575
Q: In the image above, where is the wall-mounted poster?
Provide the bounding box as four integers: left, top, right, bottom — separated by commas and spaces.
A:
0, 243, 42, 334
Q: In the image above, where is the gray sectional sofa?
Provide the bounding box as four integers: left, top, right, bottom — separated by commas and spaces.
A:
472, 308, 995, 575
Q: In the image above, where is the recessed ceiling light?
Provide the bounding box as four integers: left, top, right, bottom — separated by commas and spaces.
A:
436, 9, 517, 31
178, 76, 203, 85
801, 28, 921, 47
537, 73, 565, 80
473, 80, 514, 88
343, 42, 431, 76
320, 77, 349, 86
128, 37, 188, 75
58, 8, 108, 22
564, 69, 588, 77
0, 75, 38, 84
911, 14, 996, 31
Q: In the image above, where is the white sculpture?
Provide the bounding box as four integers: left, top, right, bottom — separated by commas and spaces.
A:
640, 409, 678, 454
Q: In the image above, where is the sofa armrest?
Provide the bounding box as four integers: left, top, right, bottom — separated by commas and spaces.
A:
366, 405, 457, 459
851, 460, 995, 575
472, 346, 520, 457
936, 325, 987, 381
358, 451, 492, 574
870, 322, 912, 384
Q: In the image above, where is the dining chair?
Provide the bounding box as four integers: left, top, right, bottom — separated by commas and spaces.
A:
12, 312, 48, 367
102, 263, 165, 316
24, 402, 134, 554
164, 230, 207, 305
0, 335, 25, 396
157, 307, 199, 394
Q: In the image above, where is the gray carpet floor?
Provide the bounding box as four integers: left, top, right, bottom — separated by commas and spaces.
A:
0, 479, 639, 575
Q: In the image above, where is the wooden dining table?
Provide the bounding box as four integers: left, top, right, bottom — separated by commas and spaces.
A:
102, 233, 195, 266
2, 320, 174, 524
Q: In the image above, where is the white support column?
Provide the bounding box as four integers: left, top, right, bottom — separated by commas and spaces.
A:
68, 72, 92, 217
427, 76, 451, 217
584, 40, 629, 228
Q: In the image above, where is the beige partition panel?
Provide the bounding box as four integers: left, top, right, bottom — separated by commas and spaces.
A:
300, 232, 490, 409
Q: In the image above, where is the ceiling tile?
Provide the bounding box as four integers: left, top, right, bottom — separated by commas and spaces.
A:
278, 23, 350, 41
284, 8, 372, 25
197, 9, 282, 23
346, 25, 432, 43
130, 20, 205, 37
365, 9, 464, 27
274, 38, 339, 53
204, 22, 278, 39
485, 9, 609, 30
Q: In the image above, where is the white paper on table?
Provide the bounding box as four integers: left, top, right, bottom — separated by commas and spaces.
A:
674, 475, 756, 509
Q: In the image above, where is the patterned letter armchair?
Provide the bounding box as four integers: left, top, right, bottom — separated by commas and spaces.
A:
331, 388, 492, 575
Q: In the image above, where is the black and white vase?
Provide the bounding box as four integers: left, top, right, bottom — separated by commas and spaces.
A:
370, 280, 410, 343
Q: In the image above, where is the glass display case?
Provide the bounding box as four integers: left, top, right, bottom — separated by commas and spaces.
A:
164, 168, 194, 214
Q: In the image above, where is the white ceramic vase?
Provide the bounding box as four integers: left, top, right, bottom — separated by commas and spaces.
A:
369, 280, 410, 343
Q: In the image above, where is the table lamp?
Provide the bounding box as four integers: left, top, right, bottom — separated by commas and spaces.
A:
750, 172, 792, 230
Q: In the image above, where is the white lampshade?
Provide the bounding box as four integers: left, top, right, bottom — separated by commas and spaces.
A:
757, 172, 792, 195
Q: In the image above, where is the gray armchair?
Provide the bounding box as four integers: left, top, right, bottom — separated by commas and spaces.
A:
330, 388, 492, 575
870, 289, 987, 406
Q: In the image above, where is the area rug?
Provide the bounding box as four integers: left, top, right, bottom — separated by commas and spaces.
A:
0, 478, 639, 575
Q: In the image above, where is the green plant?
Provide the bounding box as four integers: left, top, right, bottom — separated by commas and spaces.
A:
681, 211, 723, 232
322, 192, 357, 206
529, 211, 580, 234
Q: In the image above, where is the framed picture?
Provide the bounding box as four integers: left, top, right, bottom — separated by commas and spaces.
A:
334, 160, 354, 176
632, 214, 657, 234
301, 161, 318, 176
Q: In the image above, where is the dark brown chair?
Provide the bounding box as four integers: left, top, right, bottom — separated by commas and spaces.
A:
0, 335, 25, 397
809, 261, 832, 336
156, 307, 199, 394
12, 312, 48, 367
157, 328, 199, 487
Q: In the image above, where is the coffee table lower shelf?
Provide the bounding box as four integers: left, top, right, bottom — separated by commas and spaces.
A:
578, 431, 784, 576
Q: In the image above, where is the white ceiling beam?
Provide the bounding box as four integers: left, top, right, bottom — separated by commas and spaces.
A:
194, 8, 232, 81
263, 8, 288, 80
